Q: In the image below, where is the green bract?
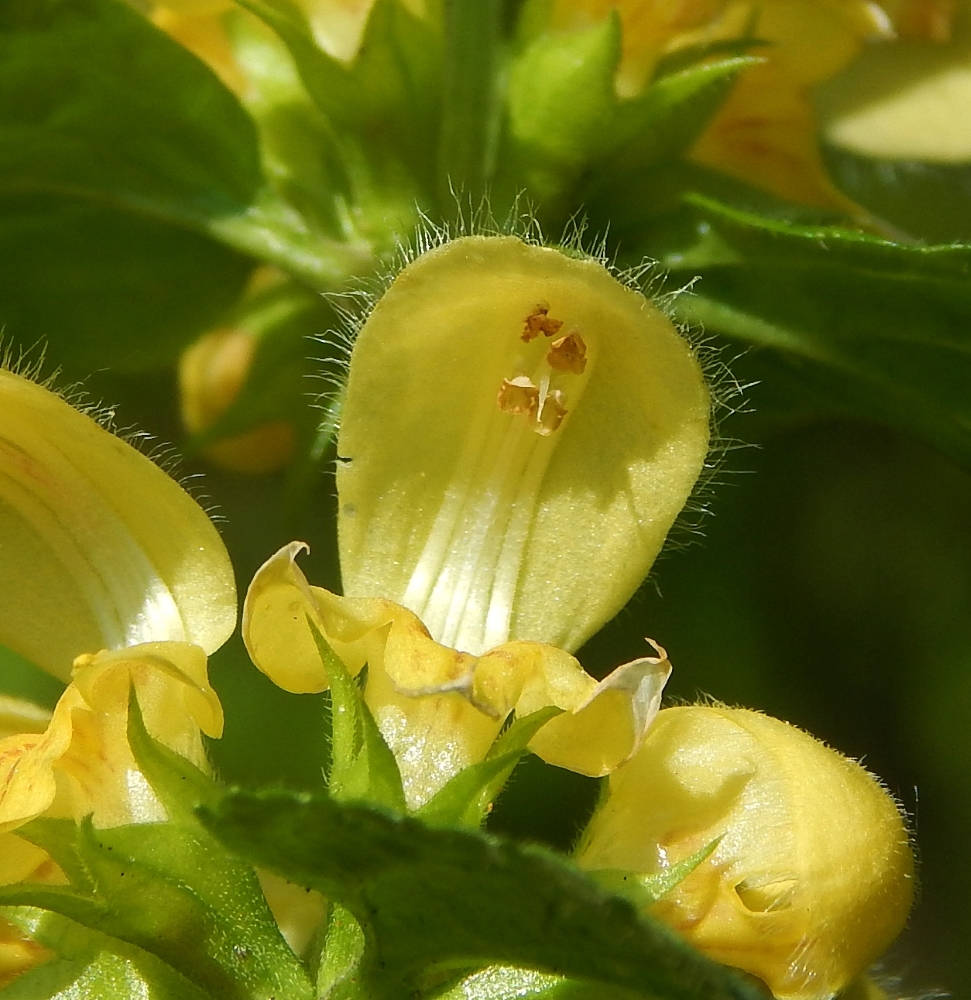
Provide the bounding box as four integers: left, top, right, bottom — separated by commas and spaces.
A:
337, 235, 711, 654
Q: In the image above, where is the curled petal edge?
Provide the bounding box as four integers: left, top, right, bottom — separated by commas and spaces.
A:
243, 543, 671, 778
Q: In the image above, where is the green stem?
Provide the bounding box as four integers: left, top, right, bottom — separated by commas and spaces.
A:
437, 0, 504, 205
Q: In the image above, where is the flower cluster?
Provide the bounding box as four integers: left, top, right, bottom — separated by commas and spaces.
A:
0, 0, 934, 991
0, 227, 916, 997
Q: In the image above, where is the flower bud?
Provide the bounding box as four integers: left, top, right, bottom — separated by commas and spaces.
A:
179, 325, 295, 475
336, 235, 710, 656
577, 706, 914, 1000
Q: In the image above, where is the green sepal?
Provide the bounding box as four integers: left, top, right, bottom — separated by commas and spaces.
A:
126, 690, 218, 826
0, 907, 212, 1000
587, 838, 721, 909
307, 617, 407, 813
505, 15, 622, 195
198, 787, 769, 1000
238, 0, 440, 241
314, 904, 368, 1000
13, 818, 93, 893
417, 707, 561, 828
437, 0, 504, 202
606, 55, 761, 169
0, 818, 314, 1000
226, 7, 351, 240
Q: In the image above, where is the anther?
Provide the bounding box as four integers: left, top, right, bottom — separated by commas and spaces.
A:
521, 301, 564, 342
547, 331, 587, 374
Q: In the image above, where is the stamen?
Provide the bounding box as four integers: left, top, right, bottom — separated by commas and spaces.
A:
535, 390, 567, 436
399, 298, 593, 653
496, 376, 539, 415
521, 302, 564, 342
547, 331, 588, 374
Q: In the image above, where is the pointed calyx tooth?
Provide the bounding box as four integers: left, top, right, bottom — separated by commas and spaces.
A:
521, 301, 564, 342
547, 330, 587, 374
497, 375, 540, 414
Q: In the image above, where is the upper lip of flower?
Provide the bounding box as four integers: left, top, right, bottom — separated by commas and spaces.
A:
0, 368, 237, 683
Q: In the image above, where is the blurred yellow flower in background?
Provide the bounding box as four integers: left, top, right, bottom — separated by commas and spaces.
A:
550, 0, 962, 212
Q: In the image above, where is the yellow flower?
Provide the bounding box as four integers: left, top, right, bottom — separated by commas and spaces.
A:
577, 706, 914, 1000
0, 369, 236, 979
243, 542, 672, 807
238, 233, 706, 806
0, 368, 236, 683
0, 644, 222, 848
336, 235, 711, 657
550, 0, 959, 212
817, 0, 971, 162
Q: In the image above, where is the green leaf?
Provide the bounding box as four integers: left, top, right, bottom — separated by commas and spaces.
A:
432, 964, 638, 1000
417, 707, 561, 828
658, 195, 971, 466
0, 0, 260, 219
0, 0, 263, 374
1, 820, 313, 1000
821, 144, 971, 245
587, 838, 721, 910
307, 617, 407, 812
199, 788, 769, 1000
0, 192, 252, 376
0, 0, 365, 372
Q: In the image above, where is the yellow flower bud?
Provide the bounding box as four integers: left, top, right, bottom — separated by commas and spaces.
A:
578, 706, 914, 1000
243, 542, 671, 807
149, 1, 246, 95
336, 235, 711, 656
0, 369, 237, 682
179, 325, 296, 475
